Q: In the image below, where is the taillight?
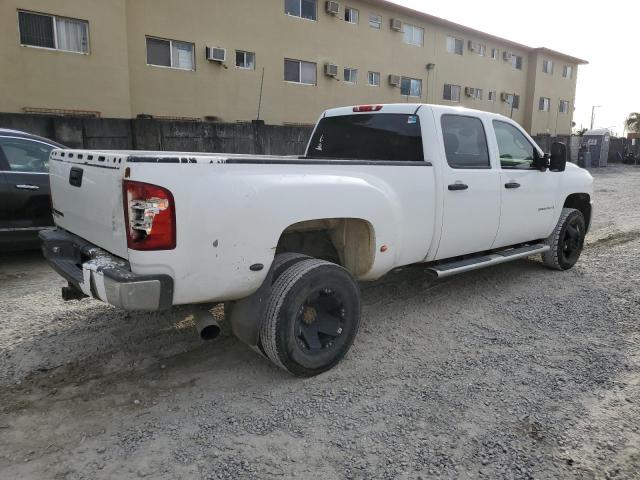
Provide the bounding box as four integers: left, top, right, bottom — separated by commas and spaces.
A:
123, 180, 176, 251
353, 105, 383, 112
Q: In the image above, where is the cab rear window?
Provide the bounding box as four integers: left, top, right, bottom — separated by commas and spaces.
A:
306, 113, 424, 161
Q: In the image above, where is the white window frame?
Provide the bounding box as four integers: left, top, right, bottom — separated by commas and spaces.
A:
539, 97, 551, 112
488, 91, 496, 102
344, 67, 358, 83
511, 54, 523, 70
491, 48, 499, 60
368, 13, 382, 29
145, 36, 195, 71
473, 88, 483, 100
562, 65, 573, 79
400, 77, 422, 97
477, 44, 486, 56
446, 36, 463, 55
542, 59, 554, 74
367, 71, 380, 86
235, 50, 255, 70
443, 83, 461, 102
345, 7, 359, 24
402, 23, 424, 47
17, 10, 90, 54
284, 58, 317, 85
559, 100, 570, 114
284, 0, 317, 21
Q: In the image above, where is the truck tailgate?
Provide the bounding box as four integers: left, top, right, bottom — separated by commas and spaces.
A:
49, 150, 128, 258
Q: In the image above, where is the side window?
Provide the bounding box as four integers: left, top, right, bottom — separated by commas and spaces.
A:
0, 138, 53, 173
441, 115, 490, 169
492, 121, 536, 169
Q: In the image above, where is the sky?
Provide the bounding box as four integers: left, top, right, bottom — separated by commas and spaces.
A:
389, 0, 639, 136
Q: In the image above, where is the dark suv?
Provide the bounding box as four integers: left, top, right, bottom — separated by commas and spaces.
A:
0, 129, 64, 251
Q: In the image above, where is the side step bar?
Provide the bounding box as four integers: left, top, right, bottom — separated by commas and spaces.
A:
427, 243, 550, 279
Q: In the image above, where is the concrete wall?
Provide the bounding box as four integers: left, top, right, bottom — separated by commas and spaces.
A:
0, 114, 313, 154
0, 0, 584, 133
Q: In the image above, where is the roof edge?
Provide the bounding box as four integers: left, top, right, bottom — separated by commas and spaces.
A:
370, 1, 588, 64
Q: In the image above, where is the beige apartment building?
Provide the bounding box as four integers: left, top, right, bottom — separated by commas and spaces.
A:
0, 0, 587, 135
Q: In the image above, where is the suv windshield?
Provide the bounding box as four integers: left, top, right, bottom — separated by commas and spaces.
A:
306, 113, 424, 161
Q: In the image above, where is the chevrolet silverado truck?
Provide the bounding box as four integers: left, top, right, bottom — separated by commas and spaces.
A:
41, 104, 593, 376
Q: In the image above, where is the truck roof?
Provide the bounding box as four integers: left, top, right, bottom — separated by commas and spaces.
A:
323, 103, 512, 122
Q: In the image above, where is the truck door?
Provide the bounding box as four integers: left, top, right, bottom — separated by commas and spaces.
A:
490, 120, 560, 248
434, 114, 501, 260
0, 136, 54, 231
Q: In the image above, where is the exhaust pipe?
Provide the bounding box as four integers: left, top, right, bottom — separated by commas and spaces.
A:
192, 305, 221, 340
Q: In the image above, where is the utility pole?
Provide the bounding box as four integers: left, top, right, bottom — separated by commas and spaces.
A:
590, 105, 601, 130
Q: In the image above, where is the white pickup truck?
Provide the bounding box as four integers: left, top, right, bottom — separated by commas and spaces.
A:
41, 104, 593, 376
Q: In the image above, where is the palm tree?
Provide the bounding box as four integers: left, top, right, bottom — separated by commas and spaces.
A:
624, 112, 640, 134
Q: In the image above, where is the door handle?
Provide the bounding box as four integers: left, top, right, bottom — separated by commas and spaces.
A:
15, 184, 40, 190
504, 182, 521, 189
448, 183, 469, 191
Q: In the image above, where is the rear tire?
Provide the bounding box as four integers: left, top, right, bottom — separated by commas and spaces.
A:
542, 208, 586, 270
260, 259, 361, 377
271, 252, 311, 280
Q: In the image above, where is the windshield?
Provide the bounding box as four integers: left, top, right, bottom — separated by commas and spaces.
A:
306, 113, 424, 161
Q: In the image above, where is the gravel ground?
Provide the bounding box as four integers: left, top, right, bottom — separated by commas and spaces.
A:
0, 166, 639, 480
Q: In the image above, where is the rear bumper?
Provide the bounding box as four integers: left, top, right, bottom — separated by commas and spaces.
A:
39, 229, 173, 311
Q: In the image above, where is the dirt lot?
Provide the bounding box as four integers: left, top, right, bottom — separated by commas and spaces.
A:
1, 166, 639, 480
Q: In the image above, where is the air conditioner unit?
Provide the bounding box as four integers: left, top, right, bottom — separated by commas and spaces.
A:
206, 46, 226, 62
390, 18, 403, 31
388, 74, 401, 87
465, 87, 476, 97
325, 1, 340, 15
324, 63, 338, 77
500, 92, 511, 102
503, 51, 512, 61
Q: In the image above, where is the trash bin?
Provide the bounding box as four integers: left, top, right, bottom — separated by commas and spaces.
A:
578, 147, 591, 168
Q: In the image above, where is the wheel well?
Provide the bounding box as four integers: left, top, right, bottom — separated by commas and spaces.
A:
564, 193, 591, 231
275, 218, 376, 277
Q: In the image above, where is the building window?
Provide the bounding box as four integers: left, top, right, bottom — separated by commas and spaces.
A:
402, 23, 424, 47
539, 97, 550, 112
446, 36, 463, 55
562, 65, 573, 79
504, 94, 520, 109
18, 10, 89, 53
345, 7, 359, 24
235, 50, 255, 70
488, 91, 496, 102
559, 100, 570, 114
344, 68, 358, 83
284, 0, 317, 20
477, 44, 486, 56
491, 48, 499, 59
284, 58, 316, 85
443, 84, 461, 102
401, 77, 422, 97
474, 88, 483, 100
368, 71, 380, 86
368, 13, 382, 29
542, 59, 554, 74
146, 37, 195, 70
511, 55, 523, 70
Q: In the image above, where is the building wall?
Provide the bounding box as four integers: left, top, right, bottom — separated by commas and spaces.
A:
0, 0, 132, 118
0, 0, 582, 134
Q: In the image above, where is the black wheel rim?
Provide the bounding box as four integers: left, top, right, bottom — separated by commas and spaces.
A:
562, 217, 583, 263
295, 288, 346, 354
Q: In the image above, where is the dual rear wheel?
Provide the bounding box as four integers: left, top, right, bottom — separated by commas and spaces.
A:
259, 256, 361, 377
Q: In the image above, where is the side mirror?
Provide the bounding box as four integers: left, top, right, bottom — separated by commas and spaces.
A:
549, 142, 567, 172
533, 151, 549, 172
